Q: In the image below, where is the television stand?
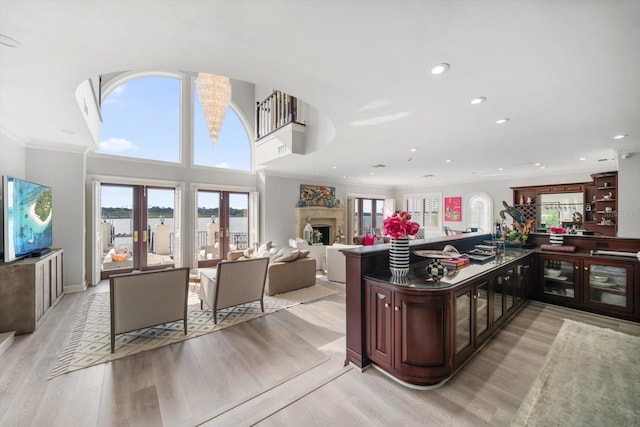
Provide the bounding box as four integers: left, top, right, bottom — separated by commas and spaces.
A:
0, 249, 64, 334
31, 248, 52, 258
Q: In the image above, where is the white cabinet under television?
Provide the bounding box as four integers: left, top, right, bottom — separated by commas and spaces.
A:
0, 249, 64, 334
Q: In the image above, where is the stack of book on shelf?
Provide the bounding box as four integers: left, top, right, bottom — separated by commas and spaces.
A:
442, 256, 470, 271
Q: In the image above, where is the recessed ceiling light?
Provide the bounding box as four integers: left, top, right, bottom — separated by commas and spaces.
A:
470, 97, 486, 105
496, 118, 510, 124
540, 166, 546, 169
332, 166, 337, 169
614, 134, 627, 139
410, 148, 418, 152
534, 162, 541, 166
445, 159, 452, 163
430, 63, 450, 75
498, 167, 504, 171
579, 157, 586, 161
370, 172, 375, 175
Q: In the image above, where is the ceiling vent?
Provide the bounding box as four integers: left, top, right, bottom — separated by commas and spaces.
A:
372, 164, 386, 168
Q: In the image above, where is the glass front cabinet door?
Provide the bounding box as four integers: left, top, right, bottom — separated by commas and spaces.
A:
583, 260, 634, 315
541, 256, 578, 302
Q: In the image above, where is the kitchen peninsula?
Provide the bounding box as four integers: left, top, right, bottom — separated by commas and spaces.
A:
342, 232, 639, 388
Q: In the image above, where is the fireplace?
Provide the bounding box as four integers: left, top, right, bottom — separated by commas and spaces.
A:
294, 207, 346, 244
312, 226, 331, 245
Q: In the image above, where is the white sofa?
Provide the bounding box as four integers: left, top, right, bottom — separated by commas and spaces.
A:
325, 243, 362, 283
289, 238, 326, 271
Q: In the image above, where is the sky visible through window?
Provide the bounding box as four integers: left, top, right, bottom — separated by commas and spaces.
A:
98, 75, 251, 209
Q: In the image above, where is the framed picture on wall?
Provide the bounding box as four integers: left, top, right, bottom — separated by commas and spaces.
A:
444, 197, 462, 221
300, 184, 336, 207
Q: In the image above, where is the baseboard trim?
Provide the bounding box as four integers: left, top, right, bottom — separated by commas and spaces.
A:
64, 281, 88, 293
0, 331, 15, 356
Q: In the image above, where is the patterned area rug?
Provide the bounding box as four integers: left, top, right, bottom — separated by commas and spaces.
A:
511, 319, 640, 426
49, 283, 337, 378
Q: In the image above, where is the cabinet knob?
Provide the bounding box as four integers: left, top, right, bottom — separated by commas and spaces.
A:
473, 294, 478, 300
584, 267, 588, 271
394, 306, 400, 312
384, 303, 390, 308
504, 275, 510, 280
575, 266, 579, 270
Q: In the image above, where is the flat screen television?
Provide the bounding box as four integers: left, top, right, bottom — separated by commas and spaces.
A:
1, 176, 53, 262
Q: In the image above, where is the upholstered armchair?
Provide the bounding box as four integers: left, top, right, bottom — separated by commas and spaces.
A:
109, 267, 190, 353
199, 257, 269, 324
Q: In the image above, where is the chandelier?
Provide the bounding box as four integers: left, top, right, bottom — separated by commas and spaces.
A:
195, 73, 232, 145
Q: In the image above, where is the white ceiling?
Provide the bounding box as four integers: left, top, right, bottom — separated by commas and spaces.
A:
1, 0, 639, 186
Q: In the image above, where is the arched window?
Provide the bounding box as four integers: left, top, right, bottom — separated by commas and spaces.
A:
98, 73, 252, 171
99, 75, 181, 163
467, 193, 493, 233
193, 102, 251, 170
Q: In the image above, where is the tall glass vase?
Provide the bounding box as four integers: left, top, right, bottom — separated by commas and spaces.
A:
389, 237, 410, 278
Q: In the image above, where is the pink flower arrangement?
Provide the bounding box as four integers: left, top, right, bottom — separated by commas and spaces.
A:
549, 227, 567, 234
383, 211, 420, 239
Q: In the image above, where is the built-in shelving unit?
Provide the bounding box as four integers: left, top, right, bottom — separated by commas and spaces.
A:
591, 172, 618, 237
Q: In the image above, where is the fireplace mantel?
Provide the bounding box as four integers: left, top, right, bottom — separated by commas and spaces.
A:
294, 207, 346, 244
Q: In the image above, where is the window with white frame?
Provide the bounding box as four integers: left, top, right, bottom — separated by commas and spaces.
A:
467, 192, 493, 232
98, 73, 252, 171
99, 75, 181, 163
404, 193, 442, 234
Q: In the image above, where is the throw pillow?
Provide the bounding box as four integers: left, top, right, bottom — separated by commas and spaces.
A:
243, 247, 255, 258
276, 249, 300, 262
364, 234, 375, 246
271, 246, 300, 262
258, 241, 272, 254
373, 236, 385, 245
297, 249, 310, 259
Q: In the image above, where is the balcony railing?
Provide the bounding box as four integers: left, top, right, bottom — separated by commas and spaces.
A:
256, 90, 304, 140
147, 229, 249, 253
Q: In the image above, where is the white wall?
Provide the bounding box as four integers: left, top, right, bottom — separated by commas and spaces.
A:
261, 172, 394, 245
0, 132, 26, 178
0, 133, 26, 262
394, 171, 602, 231
27, 148, 86, 292
618, 154, 640, 238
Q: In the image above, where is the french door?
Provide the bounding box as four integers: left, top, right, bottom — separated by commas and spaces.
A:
196, 190, 250, 268
99, 184, 177, 279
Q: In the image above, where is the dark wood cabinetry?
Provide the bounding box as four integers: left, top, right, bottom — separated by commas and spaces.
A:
536, 252, 637, 321
512, 182, 589, 230
454, 279, 490, 368
366, 282, 450, 384
364, 252, 532, 386
0, 249, 64, 334
591, 172, 618, 237
512, 173, 621, 235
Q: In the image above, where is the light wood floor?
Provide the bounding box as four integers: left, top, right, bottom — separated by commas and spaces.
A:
1, 277, 639, 427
